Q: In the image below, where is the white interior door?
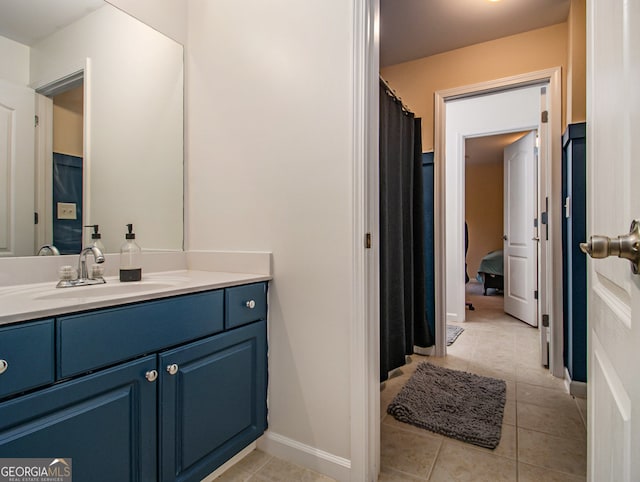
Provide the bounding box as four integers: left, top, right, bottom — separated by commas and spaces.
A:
503, 131, 537, 326
34, 93, 54, 250
586, 1, 640, 480
0, 79, 35, 257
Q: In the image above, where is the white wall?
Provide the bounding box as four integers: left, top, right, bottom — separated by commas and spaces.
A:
445, 85, 542, 321
30, 5, 183, 253
106, 0, 187, 45
0, 36, 29, 86
186, 0, 355, 476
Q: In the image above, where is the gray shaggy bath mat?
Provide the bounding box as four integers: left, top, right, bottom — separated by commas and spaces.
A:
387, 362, 506, 449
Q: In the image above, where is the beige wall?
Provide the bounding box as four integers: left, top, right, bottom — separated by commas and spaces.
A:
187, 0, 355, 470
381, 23, 569, 151
567, 0, 586, 123
0, 35, 29, 86
52, 85, 83, 157
465, 161, 504, 279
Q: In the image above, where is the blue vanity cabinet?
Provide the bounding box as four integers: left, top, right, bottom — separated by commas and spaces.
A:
0, 355, 158, 482
0, 282, 268, 482
159, 319, 267, 482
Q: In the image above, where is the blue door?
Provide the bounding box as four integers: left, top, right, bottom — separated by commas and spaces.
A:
422, 152, 436, 341
52, 153, 83, 254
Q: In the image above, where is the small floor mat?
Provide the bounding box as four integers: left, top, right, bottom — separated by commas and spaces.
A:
447, 325, 464, 346
387, 362, 506, 449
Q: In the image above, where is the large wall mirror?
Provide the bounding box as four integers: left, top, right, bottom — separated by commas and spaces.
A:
0, 0, 183, 257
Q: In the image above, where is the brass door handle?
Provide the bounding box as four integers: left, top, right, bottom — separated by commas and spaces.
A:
580, 220, 640, 274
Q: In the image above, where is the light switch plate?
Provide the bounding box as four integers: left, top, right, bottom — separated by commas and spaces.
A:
57, 202, 77, 220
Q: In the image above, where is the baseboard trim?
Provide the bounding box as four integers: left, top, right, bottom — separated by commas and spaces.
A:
564, 367, 587, 399
446, 312, 461, 323
257, 431, 351, 482
413, 345, 435, 356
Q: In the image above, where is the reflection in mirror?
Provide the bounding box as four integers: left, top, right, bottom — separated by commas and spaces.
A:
0, 1, 183, 257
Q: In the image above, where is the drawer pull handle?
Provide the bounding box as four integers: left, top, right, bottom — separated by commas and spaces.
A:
0, 359, 7, 375
166, 364, 179, 375
145, 370, 158, 382
245, 300, 256, 309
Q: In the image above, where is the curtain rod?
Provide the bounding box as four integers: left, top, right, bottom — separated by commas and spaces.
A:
380, 75, 414, 115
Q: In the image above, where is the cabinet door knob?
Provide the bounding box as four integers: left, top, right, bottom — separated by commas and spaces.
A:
0, 359, 7, 375
166, 364, 179, 375
245, 300, 256, 309
145, 370, 158, 382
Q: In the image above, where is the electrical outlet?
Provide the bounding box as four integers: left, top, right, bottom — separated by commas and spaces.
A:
57, 202, 77, 220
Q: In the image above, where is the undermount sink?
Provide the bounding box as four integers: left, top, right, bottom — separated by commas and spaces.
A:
33, 279, 188, 301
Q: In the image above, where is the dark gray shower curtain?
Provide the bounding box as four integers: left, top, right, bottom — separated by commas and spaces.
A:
379, 80, 432, 382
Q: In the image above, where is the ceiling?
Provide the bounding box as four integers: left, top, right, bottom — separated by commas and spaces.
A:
0, 0, 104, 46
380, 0, 570, 68
465, 131, 529, 165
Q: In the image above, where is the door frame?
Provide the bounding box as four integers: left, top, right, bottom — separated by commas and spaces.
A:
352, 0, 380, 480
433, 68, 564, 379
444, 85, 544, 325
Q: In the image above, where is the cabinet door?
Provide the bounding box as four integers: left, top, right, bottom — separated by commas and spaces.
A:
0, 355, 157, 482
160, 320, 267, 482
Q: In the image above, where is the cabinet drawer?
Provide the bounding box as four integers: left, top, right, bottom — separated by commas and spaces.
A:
57, 290, 223, 378
225, 283, 267, 329
0, 320, 54, 399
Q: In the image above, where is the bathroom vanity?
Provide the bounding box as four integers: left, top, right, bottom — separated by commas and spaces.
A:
0, 273, 268, 482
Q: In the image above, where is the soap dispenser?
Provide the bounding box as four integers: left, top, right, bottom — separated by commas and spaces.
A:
85, 224, 105, 252
119, 224, 142, 282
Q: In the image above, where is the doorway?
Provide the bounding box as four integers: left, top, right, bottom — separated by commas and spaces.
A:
35, 74, 85, 254
432, 71, 564, 379
464, 130, 537, 330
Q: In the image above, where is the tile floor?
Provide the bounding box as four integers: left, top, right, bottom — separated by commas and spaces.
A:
380, 281, 587, 481
216, 280, 587, 481
213, 449, 335, 481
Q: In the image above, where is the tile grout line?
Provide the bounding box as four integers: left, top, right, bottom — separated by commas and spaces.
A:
384, 465, 430, 481
246, 454, 274, 477
425, 437, 444, 481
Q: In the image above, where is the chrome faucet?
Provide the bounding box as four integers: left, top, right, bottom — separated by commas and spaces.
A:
56, 245, 107, 288
78, 245, 105, 281
37, 244, 60, 256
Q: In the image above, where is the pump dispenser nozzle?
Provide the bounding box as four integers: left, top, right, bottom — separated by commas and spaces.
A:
125, 224, 136, 240
84, 224, 104, 251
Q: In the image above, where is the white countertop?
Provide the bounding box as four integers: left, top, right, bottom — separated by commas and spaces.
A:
0, 270, 271, 326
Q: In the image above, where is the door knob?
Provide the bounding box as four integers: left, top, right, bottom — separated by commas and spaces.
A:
580, 220, 640, 274
166, 364, 179, 375
503, 235, 507, 241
